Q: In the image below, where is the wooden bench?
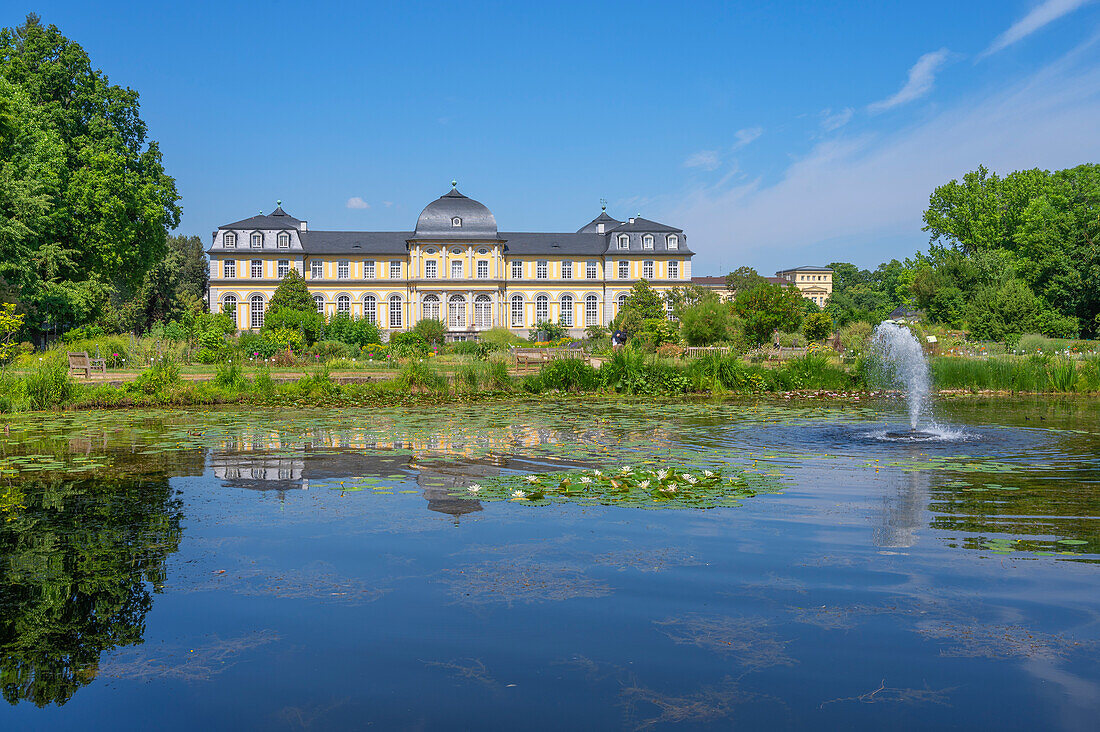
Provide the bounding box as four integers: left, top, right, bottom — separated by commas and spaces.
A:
67, 351, 106, 378
512, 347, 550, 370
683, 346, 733, 358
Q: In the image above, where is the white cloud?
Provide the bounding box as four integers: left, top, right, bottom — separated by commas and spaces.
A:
346, 196, 370, 210
820, 107, 854, 131
982, 0, 1092, 57
668, 40, 1100, 271
868, 49, 951, 112
731, 127, 763, 150
683, 150, 721, 171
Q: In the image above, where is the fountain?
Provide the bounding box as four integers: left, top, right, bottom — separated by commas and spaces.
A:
870, 321, 937, 439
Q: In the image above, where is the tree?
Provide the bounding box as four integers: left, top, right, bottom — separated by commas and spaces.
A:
264, 269, 323, 343
0, 15, 181, 335
613, 280, 668, 336
679, 298, 733, 346
802, 311, 833, 342
268, 268, 313, 313
0, 303, 24, 362
725, 266, 765, 295
665, 284, 715, 319
732, 282, 804, 346
413, 318, 445, 347
966, 279, 1077, 342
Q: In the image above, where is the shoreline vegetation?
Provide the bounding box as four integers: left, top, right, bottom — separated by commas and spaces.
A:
2, 348, 1099, 415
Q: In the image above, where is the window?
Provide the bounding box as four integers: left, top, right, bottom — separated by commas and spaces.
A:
422, 294, 441, 321
311, 260, 323, 279
536, 295, 549, 322
667, 235, 678, 250
425, 260, 438, 279
451, 216, 462, 227
451, 260, 463, 279
474, 295, 492, 328
666, 298, 675, 321
643, 260, 654, 279
560, 294, 574, 327
364, 295, 377, 324
618, 260, 629, 279
250, 295, 264, 328
561, 261, 572, 280
511, 260, 523, 279
251, 260, 263, 278
389, 295, 402, 328
511, 295, 525, 327
250, 232, 262, 248
617, 293, 628, 313
224, 232, 237, 248
337, 295, 350, 314
277, 232, 289, 248
313, 295, 325, 313
277, 260, 289, 278
477, 260, 489, 279
668, 261, 679, 279
224, 260, 236, 278
585, 295, 599, 326
449, 295, 466, 328
222, 295, 238, 327
536, 260, 548, 279
643, 235, 654, 250
586, 261, 597, 279
425, 247, 436, 255
618, 234, 629, 250
390, 260, 401, 279
337, 261, 349, 279
364, 260, 375, 279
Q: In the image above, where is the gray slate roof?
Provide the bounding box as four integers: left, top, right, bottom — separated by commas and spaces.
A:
577, 211, 623, 233
414, 188, 501, 239
220, 206, 302, 230
301, 231, 410, 254
610, 216, 682, 233
777, 265, 833, 272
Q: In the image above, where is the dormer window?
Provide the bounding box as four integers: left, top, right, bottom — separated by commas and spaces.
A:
667, 235, 678, 250
277, 232, 290, 248
643, 235, 654, 250
451, 217, 462, 227
618, 234, 629, 250
250, 232, 262, 248
224, 232, 237, 248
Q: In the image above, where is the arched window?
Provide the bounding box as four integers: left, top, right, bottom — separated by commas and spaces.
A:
535, 295, 549, 323
277, 232, 290, 248
643, 234, 654, 250
425, 260, 438, 279
560, 294, 574, 327
510, 295, 525, 327
250, 232, 263, 248
422, 294, 441, 321
363, 295, 377, 324
617, 293, 628, 314
585, 294, 599, 326
618, 234, 629, 250
474, 294, 492, 328
388, 295, 402, 329
224, 232, 237, 248
667, 234, 678, 249
449, 295, 466, 328
250, 295, 264, 328
425, 247, 437, 255
451, 216, 462, 227
222, 295, 238, 327
337, 295, 350, 314
313, 295, 325, 314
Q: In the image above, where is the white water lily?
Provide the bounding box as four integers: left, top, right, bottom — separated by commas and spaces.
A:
511, 490, 527, 499
656, 469, 669, 480
620, 465, 632, 473
524, 475, 540, 484
579, 476, 593, 484
703, 470, 715, 478
638, 480, 651, 489
591, 469, 602, 476
681, 473, 693, 481
667, 483, 678, 492
685, 475, 698, 485
467, 484, 482, 493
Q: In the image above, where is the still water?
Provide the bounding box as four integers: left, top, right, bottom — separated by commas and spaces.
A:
1, 398, 1098, 730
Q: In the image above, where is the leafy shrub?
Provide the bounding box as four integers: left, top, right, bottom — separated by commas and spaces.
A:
802, 312, 833, 342
679, 299, 732, 346
24, 360, 75, 410
61, 324, 106, 343
324, 312, 381, 348
0, 370, 27, 413
633, 318, 679, 351
412, 318, 445, 346
390, 331, 429, 358
450, 340, 481, 357
260, 326, 305, 356
537, 358, 599, 392
656, 343, 684, 359
215, 361, 246, 389
131, 360, 180, 395
528, 320, 568, 342
193, 347, 219, 364
264, 307, 324, 345
397, 360, 446, 391
481, 327, 526, 350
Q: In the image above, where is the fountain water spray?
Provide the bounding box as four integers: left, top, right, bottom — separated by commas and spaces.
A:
870, 321, 932, 433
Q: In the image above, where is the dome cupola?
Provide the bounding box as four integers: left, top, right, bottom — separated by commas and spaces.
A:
413, 184, 499, 239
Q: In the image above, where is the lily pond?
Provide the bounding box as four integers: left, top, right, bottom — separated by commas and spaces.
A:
1, 397, 1098, 730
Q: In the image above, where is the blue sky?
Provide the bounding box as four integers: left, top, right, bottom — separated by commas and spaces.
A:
13, 0, 1100, 273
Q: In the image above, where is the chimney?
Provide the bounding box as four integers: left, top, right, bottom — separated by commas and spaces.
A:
628, 217, 635, 224
300, 221, 308, 231
597, 223, 605, 233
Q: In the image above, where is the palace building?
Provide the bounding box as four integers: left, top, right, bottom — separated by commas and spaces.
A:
207, 185, 693, 339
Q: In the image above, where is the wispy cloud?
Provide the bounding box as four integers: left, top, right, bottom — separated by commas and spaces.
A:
683, 150, 721, 171
669, 39, 1100, 271
346, 196, 370, 210
982, 0, 1092, 57
868, 49, 951, 112
820, 107, 854, 131
731, 127, 763, 150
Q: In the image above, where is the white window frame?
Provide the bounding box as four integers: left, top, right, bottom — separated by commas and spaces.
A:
643, 234, 654, 250
474, 294, 492, 328
364, 295, 377, 323
618, 260, 629, 279
535, 295, 549, 322
477, 260, 489, 279
560, 294, 574, 327
222, 295, 238, 326
337, 295, 350, 314
511, 260, 523, 279
313, 295, 325, 313
224, 232, 237, 248
423, 294, 441, 321
251, 260, 263, 279
277, 232, 290, 248
585, 295, 598, 326
337, 260, 349, 279
224, 260, 236, 279
451, 216, 462, 227
510, 295, 524, 327
617, 234, 629, 250
668, 260, 679, 279
667, 234, 678, 249
277, 260, 290, 278
425, 260, 438, 279
364, 260, 375, 279
586, 260, 597, 279
536, 260, 548, 279
451, 260, 463, 279
310, 260, 323, 279
561, 261, 573, 280
389, 260, 402, 279
449, 295, 466, 328
388, 295, 402, 329
643, 260, 654, 279
250, 232, 263, 249
250, 295, 264, 328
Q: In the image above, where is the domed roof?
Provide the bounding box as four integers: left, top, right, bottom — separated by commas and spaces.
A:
414, 186, 499, 239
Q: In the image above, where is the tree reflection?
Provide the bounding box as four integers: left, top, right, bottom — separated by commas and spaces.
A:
0, 475, 183, 707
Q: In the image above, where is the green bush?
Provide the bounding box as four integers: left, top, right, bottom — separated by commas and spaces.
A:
802, 312, 833, 342
481, 327, 526, 349
324, 312, 380, 347
389, 331, 429, 358
537, 358, 600, 392
61, 324, 106, 343
0, 370, 28, 413
397, 360, 446, 391
24, 359, 75, 410
131, 360, 180, 395
412, 318, 445, 347
679, 299, 732, 346
215, 361, 246, 389
528, 320, 567, 342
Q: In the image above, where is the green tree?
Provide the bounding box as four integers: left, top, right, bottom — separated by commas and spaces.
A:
264, 268, 323, 343
0, 15, 181, 334
966, 279, 1077, 342
679, 298, 732, 346
412, 317, 445, 347
0, 302, 24, 362
802, 311, 833, 342
733, 282, 804, 346
724, 266, 765, 296
613, 280, 668, 336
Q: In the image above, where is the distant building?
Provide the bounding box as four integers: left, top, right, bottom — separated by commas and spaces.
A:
774, 265, 832, 306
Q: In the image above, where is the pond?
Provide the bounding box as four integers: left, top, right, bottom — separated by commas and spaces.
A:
1, 397, 1098, 730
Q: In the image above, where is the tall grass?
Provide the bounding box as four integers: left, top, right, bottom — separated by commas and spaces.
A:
24, 360, 75, 410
